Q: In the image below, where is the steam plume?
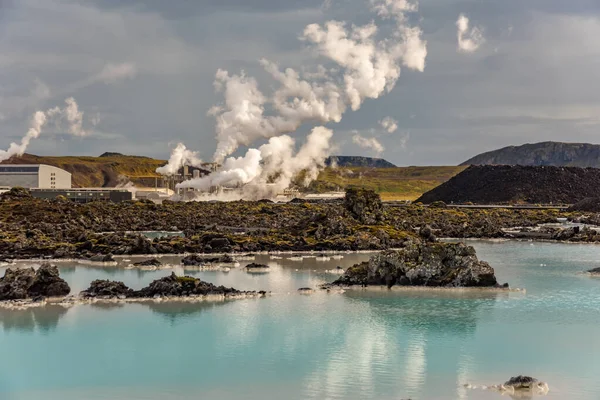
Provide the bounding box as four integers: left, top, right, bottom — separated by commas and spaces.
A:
208, 0, 426, 163
178, 127, 333, 199
156, 143, 203, 175
0, 98, 88, 163
457, 14, 485, 53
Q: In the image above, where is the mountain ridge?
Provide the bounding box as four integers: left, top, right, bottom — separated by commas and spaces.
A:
462, 141, 600, 167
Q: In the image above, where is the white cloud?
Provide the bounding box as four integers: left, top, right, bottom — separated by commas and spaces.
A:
379, 116, 398, 133
456, 14, 485, 53
353, 132, 385, 154
97, 62, 137, 84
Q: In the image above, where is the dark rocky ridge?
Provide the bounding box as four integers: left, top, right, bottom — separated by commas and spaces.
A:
329, 239, 503, 288
325, 156, 396, 168
462, 141, 600, 168
416, 165, 600, 204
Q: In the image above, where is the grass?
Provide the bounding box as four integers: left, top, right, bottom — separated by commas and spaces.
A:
308, 166, 467, 201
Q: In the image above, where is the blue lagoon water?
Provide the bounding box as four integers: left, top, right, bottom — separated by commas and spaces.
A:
1, 241, 600, 399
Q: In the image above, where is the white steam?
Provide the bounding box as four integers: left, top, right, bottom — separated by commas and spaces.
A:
0, 97, 88, 162
161, 0, 427, 200
352, 133, 385, 154
379, 117, 398, 133
457, 14, 485, 53
156, 143, 203, 175
178, 126, 333, 199
208, 0, 426, 163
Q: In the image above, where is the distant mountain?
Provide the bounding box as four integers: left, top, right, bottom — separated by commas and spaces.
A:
326, 156, 396, 168
462, 142, 600, 167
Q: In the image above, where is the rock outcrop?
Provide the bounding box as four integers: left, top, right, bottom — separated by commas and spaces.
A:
181, 254, 234, 266
588, 267, 600, 275
344, 188, 383, 224
0, 263, 70, 300
133, 258, 162, 267
245, 263, 270, 273
133, 272, 247, 298
80, 280, 134, 299
330, 240, 503, 288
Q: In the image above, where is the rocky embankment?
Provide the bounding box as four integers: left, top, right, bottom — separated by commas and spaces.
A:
0, 266, 265, 307
0, 187, 599, 260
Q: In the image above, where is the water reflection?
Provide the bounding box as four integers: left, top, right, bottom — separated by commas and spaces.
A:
0, 305, 71, 333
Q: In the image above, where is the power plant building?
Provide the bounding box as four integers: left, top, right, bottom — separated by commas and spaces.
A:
0, 164, 71, 189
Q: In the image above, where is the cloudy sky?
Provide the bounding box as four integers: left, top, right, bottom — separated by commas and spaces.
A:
0, 0, 599, 166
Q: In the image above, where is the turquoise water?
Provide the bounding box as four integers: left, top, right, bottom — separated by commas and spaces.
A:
1, 242, 600, 399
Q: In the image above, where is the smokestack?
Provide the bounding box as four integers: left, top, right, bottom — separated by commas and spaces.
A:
193, 169, 200, 179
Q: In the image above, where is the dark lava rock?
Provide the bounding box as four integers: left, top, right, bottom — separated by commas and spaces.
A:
132, 272, 242, 298
331, 240, 501, 288
504, 376, 541, 390
0, 187, 31, 201
419, 225, 437, 243
208, 237, 231, 251
133, 258, 162, 267
90, 254, 116, 262
245, 263, 270, 271
0, 263, 70, 300
344, 188, 383, 224
182, 254, 234, 266
80, 280, 134, 298
588, 267, 600, 275
568, 197, 600, 212
417, 165, 600, 204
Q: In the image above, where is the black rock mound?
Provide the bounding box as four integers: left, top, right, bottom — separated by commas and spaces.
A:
133, 272, 243, 298
133, 258, 162, 267
344, 188, 383, 224
416, 165, 600, 204
81, 280, 134, 298
330, 240, 503, 288
0, 263, 70, 300
568, 197, 600, 212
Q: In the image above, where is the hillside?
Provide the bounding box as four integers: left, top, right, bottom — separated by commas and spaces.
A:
1, 154, 463, 199
309, 166, 467, 201
416, 165, 600, 205
1, 153, 166, 188
326, 156, 396, 168
462, 141, 600, 167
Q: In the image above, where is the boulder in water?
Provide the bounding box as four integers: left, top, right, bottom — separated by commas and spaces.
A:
0, 263, 70, 301
133, 272, 242, 298
133, 258, 162, 267
330, 239, 504, 288
90, 254, 116, 263
245, 263, 270, 273
80, 280, 134, 299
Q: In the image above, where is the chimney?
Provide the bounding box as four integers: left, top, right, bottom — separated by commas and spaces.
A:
193, 169, 200, 179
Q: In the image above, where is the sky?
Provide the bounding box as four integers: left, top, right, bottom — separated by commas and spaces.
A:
0, 0, 599, 166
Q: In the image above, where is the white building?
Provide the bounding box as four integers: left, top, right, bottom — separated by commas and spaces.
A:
0, 164, 71, 189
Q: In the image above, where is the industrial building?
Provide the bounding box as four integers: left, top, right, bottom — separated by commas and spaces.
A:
0, 164, 71, 189
30, 188, 132, 203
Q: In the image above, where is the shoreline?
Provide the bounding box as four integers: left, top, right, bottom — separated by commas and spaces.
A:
0, 292, 269, 311
325, 285, 526, 294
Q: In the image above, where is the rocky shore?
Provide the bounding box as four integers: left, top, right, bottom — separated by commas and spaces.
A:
0, 187, 599, 261
0, 264, 266, 309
